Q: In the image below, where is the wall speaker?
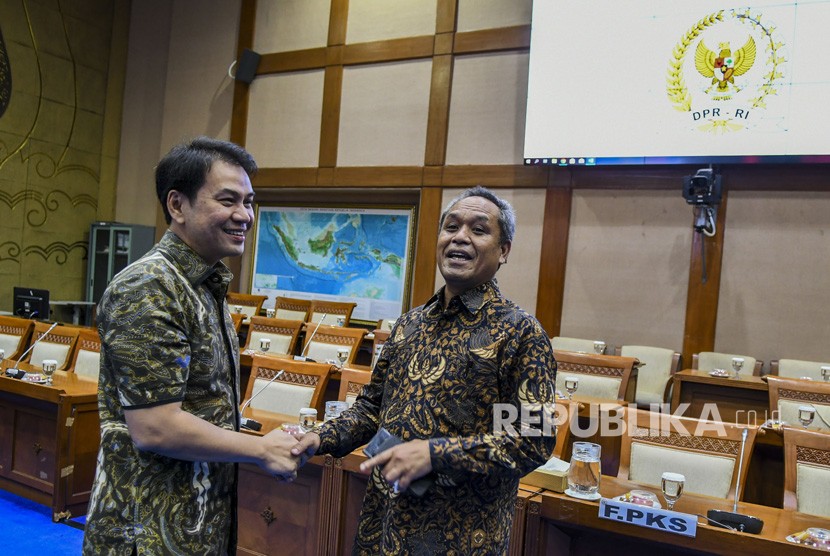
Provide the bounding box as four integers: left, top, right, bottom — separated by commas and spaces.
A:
235, 49, 261, 84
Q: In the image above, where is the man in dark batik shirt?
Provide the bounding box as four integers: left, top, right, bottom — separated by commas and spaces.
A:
294, 186, 557, 555
83, 138, 301, 555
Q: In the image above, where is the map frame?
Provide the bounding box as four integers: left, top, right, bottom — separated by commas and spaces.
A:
248, 203, 417, 326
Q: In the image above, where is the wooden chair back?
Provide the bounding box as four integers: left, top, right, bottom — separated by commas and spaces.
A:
619, 408, 758, 500
301, 323, 366, 365
370, 330, 390, 369
376, 318, 397, 332
25, 322, 80, 370
617, 345, 681, 407
553, 350, 639, 403
245, 355, 332, 416
770, 358, 830, 381
692, 352, 763, 376
767, 376, 830, 432
243, 317, 303, 356
67, 328, 102, 381
308, 300, 357, 327
226, 292, 268, 322
783, 427, 830, 517
0, 316, 35, 361
338, 367, 372, 407
230, 312, 245, 333
273, 296, 312, 322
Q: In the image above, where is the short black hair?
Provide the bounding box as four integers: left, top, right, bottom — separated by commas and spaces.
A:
155, 137, 257, 224
439, 186, 516, 245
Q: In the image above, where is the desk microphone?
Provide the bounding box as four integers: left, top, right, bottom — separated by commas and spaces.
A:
6, 321, 59, 379
293, 313, 326, 362
240, 370, 284, 431
706, 427, 764, 534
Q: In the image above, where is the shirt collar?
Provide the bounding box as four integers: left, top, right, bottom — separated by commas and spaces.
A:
427, 279, 500, 316
156, 230, 233, 287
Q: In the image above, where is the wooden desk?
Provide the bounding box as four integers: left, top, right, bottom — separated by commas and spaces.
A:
524, 474, 830, 555
0, 360, 99, 521
671, 370, 770, 424
558, 396, 629, 476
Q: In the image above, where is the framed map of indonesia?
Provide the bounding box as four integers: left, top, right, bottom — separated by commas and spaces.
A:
250, 205, 416, 325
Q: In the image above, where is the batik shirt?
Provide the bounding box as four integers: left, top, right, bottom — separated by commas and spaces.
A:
316, 280, 557, 555
83, 231, 241, 556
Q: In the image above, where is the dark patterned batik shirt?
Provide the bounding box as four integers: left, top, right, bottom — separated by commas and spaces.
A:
83, 231, 241, 556
316, 280, 557, 555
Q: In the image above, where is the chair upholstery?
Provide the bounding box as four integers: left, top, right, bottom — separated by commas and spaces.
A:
617, 345, 681, 407
553, 350, 639, 403
370, 329, 390, 369
783, 427, 830, 517
619, 408, 758, 500
273, 296, 312, 322
308, 300, 357, 326
243, 317, 303, 356
245, 355, 332, 416
24, 322, 80, 370
693, 351, 763, 376
301, 323, 366, 364
67, 328, 102, 381
0, 316, 35, 361
767, 376, 830, 432
551, 336, 606, 354
771, 358, 830, 381
230, 312, 245, 333
226, 292, 268, 322
338, 367, 372, 407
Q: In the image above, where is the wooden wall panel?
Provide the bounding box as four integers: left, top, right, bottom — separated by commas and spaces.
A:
535, 187, 572, 336
412, 188, 443, 305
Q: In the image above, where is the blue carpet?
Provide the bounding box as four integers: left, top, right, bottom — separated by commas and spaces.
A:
0, 489, 84, 554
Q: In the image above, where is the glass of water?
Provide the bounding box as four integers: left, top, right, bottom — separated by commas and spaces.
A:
566, 442, 601, 499
41, 359, 58, 385
661, 472, 685, 511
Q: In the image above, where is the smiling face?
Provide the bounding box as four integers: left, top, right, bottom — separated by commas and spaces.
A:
436, 196, 511, 302
167, 160, 255, 266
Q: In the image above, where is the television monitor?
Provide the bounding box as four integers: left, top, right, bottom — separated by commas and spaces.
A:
13, 287, 50, 320
524, 0, 830, 166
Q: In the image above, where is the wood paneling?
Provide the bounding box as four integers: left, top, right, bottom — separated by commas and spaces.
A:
453, 25, 530, 54
535, 187, 572, 336
442, 164, 548, 187
343, 36, 435, 65
319, 65, 344, 167
435, 0, 457, 34
257, 48, 327, 74
424, 55, 453, 166
411, 187, 443, 305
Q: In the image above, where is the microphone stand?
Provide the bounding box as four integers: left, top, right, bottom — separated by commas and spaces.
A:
294, 313, 327, 362
706, 427, 764, 534
240, 370, 284, 431
6, 322, 59, 379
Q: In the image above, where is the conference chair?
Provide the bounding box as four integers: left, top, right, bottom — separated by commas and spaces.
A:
616, 345, 681, 408
0, 315, 35, 361
618, 408, 758, 500
370, 329, 390, 370
301, 323, 366, 365
551, 336, 607, 354
243, 317, 303, 356
338, 367, 373, 407
376, 318, 397, 332
553, 350, 640, 403
783, 427, 830, 518
67, 328, 102, 381
692, 351, 763, 376
24, 322, 80, 370
308, 300, 357, 327
226, 292, 268, 322
273, 296, 312, 322
230, 312, 245, 333
770, 358, 830, 381
767, 376, 830, 432
244, 355, 332, 417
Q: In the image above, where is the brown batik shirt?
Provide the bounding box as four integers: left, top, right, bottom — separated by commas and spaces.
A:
316, 280, 557, 555
83, 231, 241, 555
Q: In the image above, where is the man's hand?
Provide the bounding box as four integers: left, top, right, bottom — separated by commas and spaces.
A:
260, 429, 302, 480
291, 431, 321, 462
360, 439, 432, 494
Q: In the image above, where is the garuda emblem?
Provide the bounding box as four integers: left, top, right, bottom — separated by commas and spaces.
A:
695, 37, 756, 94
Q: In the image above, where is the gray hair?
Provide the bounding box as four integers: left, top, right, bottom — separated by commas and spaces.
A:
439, 186, 515, 245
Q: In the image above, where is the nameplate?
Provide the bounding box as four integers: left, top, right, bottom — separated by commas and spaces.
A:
598, 498, 697, 538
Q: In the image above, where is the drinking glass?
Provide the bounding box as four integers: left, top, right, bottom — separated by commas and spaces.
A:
234, 305, 243, 314
661, 472, 685, 511
325, 400, 349, 421
0, 348, 5, 362
731, 357, 744, 378
336, 348, 350, 368
259, 338, 271, 353
821, 366, 830, 382
41, 359, 58, 386
593, 341, 606, 355
266, 308, 276, 318
564, 376, 579, 400
798, 405, 816, 428
336, 316, 346, 327
566, 442, 601, 498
